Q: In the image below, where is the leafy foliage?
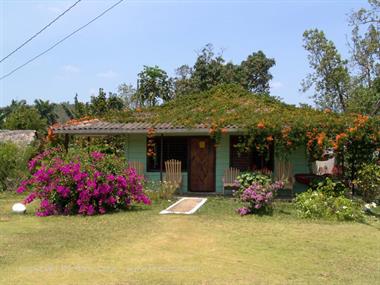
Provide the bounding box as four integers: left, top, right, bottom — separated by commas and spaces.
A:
174, 44, 275, 96
349, 0, 380, 89
136, 66, 173, 107
90, 88, 125, 116
3, 106, 47, 132
302, 29, 350, 112
333, 114, 379, 182
302, 1, 380, 115
310, 177, 347, 197
0, 142, 36, 191
234, 171, 272, 197
355, 163, 380, 202
294, 190, 364, 221
34, 99, 58, 125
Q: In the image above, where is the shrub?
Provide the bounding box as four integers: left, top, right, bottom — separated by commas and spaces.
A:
310, 177, 347, 197
236, 180, 284, 216
17, 148, 150, 216
355, 164, 380, 203
234, 171, 272, 197
0, 142, 36, 191
143, 180, 177, 201
294, 190, 364, 221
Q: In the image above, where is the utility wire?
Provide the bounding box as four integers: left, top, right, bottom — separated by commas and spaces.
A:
0, 0, 83, 64
0, 0, 125, 81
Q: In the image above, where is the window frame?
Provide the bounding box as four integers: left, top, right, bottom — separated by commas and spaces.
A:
146, 136, 189, 172
229, 135, 274, 172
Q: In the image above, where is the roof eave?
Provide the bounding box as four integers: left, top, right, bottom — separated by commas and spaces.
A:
53, 127, 243, 135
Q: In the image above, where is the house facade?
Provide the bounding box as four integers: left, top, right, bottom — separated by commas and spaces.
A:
54, 121, 309, 194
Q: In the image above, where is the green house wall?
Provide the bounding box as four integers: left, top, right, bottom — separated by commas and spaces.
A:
125, 134, 309, 194
274, 146, 309, 194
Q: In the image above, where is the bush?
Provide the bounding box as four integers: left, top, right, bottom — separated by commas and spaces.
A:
236, 181, 284, 216
143, 180, 177, 201
17, 147, 151, 216
0, 142, 36, 191
355, 164, 380, 203
294, 190, 364, 221
310, 177, 347, 197
234, 171, 272, 197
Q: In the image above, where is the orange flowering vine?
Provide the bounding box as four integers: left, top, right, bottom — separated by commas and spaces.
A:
257, 121, 265, 129
146, 127, 156, 157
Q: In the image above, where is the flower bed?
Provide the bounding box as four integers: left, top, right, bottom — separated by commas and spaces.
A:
234, 172, 284, 215
17, 148, 150, 216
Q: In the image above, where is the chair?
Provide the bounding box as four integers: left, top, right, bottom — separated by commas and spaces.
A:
275, 159, 294, 195
164, 159, 182, 194
222, 167, 240, 195
128, 161, 145, 178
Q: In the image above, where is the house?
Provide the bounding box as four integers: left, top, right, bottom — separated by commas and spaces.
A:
53, 120, 309, 194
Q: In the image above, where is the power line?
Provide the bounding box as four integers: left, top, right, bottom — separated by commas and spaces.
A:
0, 0, 125, 81
0, 0, 83, 64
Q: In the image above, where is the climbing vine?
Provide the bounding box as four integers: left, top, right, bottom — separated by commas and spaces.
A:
103, 84, 379, 166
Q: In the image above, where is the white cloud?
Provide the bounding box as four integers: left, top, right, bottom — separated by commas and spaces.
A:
96, 70, 118, 79
270, 81, 284, 91
62, 65, 80, 74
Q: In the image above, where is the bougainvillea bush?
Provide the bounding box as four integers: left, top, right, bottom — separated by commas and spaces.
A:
17, 148, 150, 216
236, 180, 284, 216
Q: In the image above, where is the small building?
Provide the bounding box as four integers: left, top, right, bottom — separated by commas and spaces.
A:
53, 120, 309, 194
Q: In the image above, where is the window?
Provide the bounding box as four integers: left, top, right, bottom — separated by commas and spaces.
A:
230, 136, 274, 171
147, 137, 188, 172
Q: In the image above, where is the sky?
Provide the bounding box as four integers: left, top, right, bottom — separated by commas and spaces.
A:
0, 0, 369, 107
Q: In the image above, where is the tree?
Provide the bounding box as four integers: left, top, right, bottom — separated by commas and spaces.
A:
3, 106, 47, 132
118, 83, 138, 109
349, 0, 380, 88
34, 99, 58, 125
347, 78, 380, 114
301, 29, 351, 112
0, 100, 27, 128
347, 0, 380, 115
90, 88, 108, 116
137, 66, 173, 107
173, 44, 275, 96
107, 92, 125, 111
190, 44, 229, 92
174, 65, 195, 97
240, 51, 276, 93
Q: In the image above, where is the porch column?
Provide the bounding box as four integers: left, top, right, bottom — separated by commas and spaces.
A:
160, 134, 164, 181
64, 134, 70, 153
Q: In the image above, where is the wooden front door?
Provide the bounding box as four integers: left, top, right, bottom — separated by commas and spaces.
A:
189, 137, 215, 192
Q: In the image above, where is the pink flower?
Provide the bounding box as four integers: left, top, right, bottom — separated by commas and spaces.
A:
91, 151, 105, 161
87, 205, 95, 216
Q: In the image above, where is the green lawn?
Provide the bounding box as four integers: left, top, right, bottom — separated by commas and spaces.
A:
1, 192, 379, 285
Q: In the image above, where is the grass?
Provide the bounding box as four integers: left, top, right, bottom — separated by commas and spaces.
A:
1, 192, 379, 285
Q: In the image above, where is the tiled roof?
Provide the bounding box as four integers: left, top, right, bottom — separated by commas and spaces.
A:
53, 120, 240, 135
0, 130, 36, 145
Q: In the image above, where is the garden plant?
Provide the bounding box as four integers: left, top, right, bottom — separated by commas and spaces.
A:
16, 147, 151, 216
